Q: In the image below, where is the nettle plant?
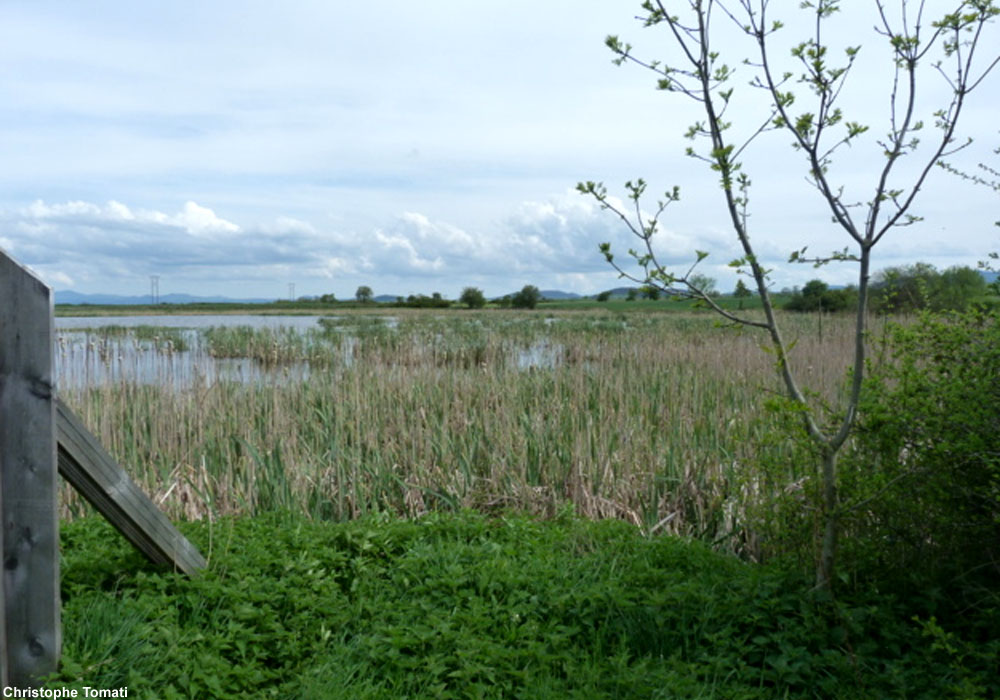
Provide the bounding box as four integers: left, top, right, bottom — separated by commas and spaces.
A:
579, 0, 999, 591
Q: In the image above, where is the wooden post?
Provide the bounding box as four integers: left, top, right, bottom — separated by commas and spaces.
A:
0, 251, 60, 686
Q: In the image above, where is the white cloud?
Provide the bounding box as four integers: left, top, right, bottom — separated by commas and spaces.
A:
171, 201, 240, 235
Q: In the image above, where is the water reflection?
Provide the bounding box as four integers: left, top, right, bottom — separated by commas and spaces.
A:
54, 315, 563, 389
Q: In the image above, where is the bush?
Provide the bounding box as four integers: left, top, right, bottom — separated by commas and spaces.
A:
870, 263, 990, 313
841, 309, 1000, 598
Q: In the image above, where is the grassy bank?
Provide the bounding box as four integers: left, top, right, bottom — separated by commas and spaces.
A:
49, 511, 999, 698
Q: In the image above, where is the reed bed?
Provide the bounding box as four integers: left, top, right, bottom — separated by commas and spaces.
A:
57, 310, 858, 556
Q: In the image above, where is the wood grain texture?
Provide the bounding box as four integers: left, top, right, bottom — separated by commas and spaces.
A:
0, 250, 60, 686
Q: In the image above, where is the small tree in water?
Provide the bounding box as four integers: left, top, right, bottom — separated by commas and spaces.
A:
580, 0, 999, 592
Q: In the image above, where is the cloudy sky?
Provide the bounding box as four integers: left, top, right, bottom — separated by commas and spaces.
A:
2, 1, 998, 300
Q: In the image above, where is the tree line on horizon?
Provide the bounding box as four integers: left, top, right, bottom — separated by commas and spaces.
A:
304, 262, 995, 313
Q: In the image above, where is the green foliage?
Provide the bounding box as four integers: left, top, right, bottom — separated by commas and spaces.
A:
49, 512, 1000, 698
687, 273, 716, 296
511, 285, 541, 310
784, 279, 855, 312
733, 279, 752, 298
396, 293, 452, 309
841, 309, 1000, 598
595, 290, 612, 302
870, 263, 990, 313
355, 285, 374, 303
459, 287, 486, 309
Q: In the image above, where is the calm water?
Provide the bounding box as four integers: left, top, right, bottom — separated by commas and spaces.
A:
55, 315, 328, 389
54, 315, 558, 389
55, 314, 329, 331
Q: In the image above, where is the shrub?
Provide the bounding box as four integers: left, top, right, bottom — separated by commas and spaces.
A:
869, 263, 990, 313
841, 309, 1000, 598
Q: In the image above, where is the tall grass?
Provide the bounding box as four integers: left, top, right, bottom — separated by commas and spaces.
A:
58, 310, 857, 557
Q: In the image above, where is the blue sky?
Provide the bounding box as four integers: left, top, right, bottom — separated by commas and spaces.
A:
1, 1, 998, 300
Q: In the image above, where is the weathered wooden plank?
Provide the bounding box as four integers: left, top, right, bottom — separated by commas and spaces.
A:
0, 250, 61, 686
56, 399, 206, 576
0, 470, 7, 689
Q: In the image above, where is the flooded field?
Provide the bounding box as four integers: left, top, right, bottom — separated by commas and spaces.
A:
55, 308, 854, 550
54, 313, 566, 389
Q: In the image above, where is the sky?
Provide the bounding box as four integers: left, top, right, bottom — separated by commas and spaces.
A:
1, 1, 998, 301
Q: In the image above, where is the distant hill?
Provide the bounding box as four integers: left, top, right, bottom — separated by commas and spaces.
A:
601, 287, 639, 299
55, 290, 275, 305
494, 289, 581, 300
539, 290, 581, 300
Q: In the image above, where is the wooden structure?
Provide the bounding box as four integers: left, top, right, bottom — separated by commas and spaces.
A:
1, 250, 205, 687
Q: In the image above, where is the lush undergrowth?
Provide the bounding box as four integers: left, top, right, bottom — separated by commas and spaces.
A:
49, 511, 998, 699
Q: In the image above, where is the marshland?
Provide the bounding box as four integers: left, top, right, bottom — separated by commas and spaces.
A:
55, 308, 855, 556
48, 305, 1000, 697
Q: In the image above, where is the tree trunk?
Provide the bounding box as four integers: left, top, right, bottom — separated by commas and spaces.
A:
817, 449, 839, 591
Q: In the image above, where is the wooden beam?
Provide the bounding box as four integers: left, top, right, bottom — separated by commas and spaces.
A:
0, 251, 60, 686
56, 399, 206, 577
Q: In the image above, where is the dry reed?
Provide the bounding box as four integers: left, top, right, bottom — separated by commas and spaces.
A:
57, 310, 858, 556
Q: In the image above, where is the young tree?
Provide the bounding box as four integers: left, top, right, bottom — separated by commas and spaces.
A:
460, 286, 487, 309
689, 273, 717, 296
355, 285, 373, 303
580, 1, 999, 591
733, 278, 752, 308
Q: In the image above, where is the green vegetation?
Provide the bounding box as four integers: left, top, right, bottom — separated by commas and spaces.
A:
50, 304, 1000, 695
583, 0, 999, 592
844, 309, 1000, 595
784, 280, 855, 313
511, 285, 541, 309
396, 292, 453, 309
870, 263, 993, 313
459, 286, 487, 309
50, 511, 1000, 698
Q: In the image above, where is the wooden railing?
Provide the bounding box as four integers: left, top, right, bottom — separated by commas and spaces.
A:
1, 249, 205, 687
